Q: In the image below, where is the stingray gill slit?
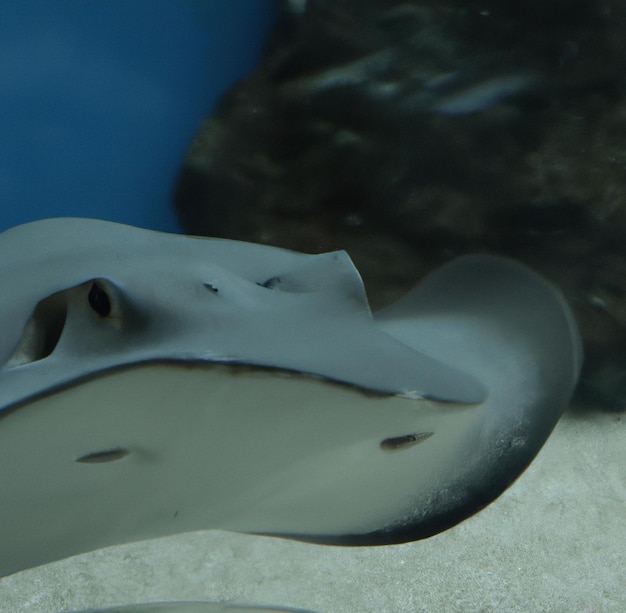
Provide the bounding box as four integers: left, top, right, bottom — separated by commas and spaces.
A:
75, 448, 130, 464
380, 432, 434, 450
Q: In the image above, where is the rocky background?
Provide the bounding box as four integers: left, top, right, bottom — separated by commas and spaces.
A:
175, 0, 626, 411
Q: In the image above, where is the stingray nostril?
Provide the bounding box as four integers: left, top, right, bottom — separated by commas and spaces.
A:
87, 282, 112, 317
380, 432, 433, 451
257, 276, 281, 289
75, 448, 129, 464
203, 282, 219, 294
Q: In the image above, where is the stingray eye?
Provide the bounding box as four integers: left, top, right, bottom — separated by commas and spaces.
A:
88, 282, 112, 317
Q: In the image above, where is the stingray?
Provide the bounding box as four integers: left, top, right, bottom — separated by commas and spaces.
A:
0, 218, 582, 577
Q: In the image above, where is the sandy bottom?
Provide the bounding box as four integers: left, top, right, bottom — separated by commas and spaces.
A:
1, 410, 623, 613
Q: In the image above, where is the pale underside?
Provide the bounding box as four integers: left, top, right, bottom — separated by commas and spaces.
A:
0, 362, 477, 577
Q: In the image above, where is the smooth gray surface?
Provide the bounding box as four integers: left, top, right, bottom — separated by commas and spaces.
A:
1, 410, 623, 613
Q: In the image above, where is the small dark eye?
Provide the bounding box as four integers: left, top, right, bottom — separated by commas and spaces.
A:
88, 282, 111, 317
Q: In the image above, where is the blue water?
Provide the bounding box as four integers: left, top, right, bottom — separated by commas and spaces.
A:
0, 0, 275, 233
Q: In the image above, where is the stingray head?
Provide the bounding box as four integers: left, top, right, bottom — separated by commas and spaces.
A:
0, 217, 484, 408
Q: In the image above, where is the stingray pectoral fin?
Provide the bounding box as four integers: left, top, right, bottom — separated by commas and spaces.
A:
339, 255, 581, 544
377, 254, 582, 384
376, 254, 582, 427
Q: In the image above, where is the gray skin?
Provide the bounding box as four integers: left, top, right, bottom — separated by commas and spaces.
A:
0, 218, 581, 577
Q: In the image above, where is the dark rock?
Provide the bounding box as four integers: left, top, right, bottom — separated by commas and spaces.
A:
175, 0, 626, 410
